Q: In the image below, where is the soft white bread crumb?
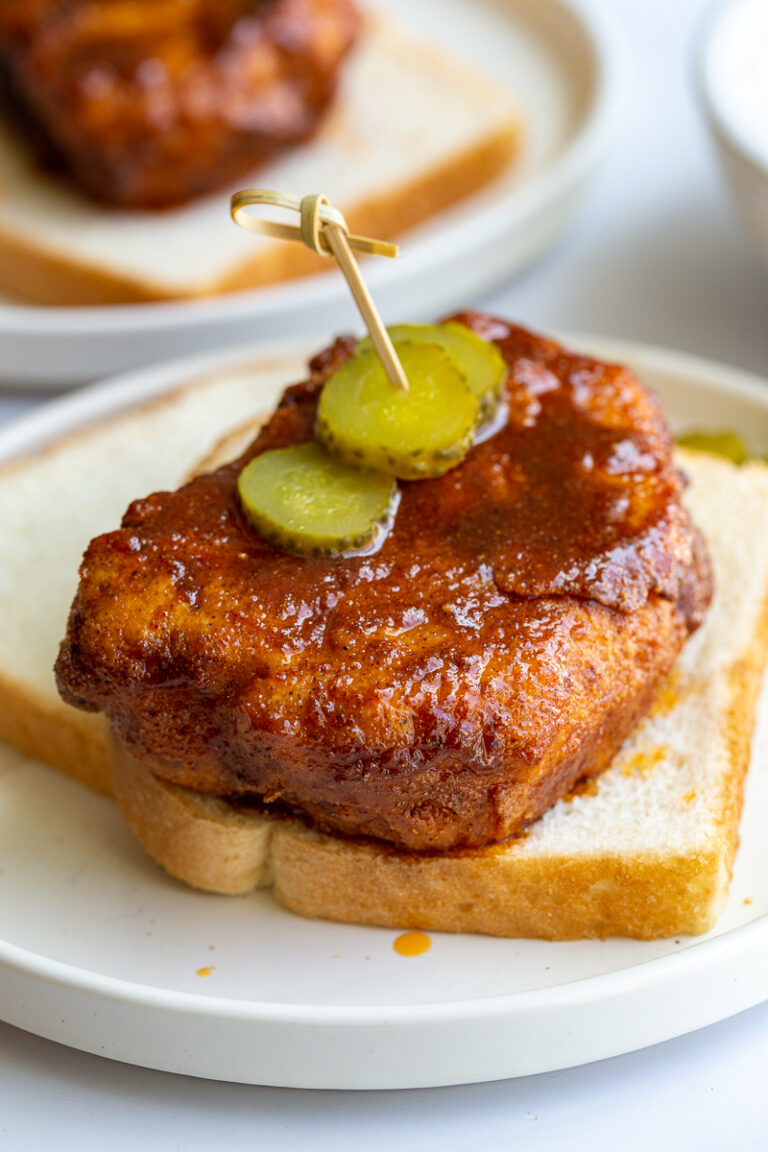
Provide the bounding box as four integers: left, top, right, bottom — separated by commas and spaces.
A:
0, 19, 521, 304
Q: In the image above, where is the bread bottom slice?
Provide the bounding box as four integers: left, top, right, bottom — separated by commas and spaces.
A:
110, 452, 768, 939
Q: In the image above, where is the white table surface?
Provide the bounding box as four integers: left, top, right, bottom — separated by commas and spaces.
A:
2, 0, 768, 1147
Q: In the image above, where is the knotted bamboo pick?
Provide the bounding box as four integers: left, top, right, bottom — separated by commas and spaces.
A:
230, 189, 409, 392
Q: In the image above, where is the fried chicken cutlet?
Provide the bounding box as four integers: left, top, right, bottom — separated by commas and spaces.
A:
56, 315, 713, 853
0, 0, 360, 207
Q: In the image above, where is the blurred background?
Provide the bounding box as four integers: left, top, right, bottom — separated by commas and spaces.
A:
486, 0, 768, 375
0, 0, 766, 401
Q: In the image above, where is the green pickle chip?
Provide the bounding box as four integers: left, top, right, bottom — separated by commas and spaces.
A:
677, 430, 748, 465
356, 321, 507, 421
237, 442, 397, 556
317, 341, 479, 479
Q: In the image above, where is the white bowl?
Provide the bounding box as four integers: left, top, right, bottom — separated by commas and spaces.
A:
696, 0, 768, 266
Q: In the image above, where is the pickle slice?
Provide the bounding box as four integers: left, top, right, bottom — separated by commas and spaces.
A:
237, 443, 397, 556
677, 430, 747, 465
357, 322, 507, 421
317, 342, 479, 479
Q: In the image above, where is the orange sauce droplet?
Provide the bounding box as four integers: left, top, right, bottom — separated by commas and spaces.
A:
393, 931, 431, 957
196, 966, 216, 978
621, 744, 669, 778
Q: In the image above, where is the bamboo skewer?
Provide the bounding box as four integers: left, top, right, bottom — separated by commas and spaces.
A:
230, 189, 409, 392
321, 223, 408, 393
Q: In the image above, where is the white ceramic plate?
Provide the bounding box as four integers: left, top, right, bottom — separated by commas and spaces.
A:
0, 335, 768, 1090
0, 0, 619, 388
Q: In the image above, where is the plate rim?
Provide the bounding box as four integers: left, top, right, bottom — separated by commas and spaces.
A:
1, 912, 768, 1026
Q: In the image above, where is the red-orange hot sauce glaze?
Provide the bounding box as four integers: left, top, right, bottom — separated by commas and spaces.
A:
56, 313, 712, 854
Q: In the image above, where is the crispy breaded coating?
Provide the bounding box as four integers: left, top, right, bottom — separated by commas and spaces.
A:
56, 316, 712, 851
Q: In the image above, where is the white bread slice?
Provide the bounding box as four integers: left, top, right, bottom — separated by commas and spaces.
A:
0, 18, 521, 305
0, 354, 305, 792
2, 360, 768, 938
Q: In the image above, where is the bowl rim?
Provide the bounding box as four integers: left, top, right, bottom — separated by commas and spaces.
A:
693, 0, 768, 176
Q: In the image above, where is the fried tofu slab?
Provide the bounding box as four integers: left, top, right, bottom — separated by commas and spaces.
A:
56, 316, 712, 852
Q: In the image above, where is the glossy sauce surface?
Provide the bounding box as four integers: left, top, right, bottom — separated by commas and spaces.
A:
56, 316, 712, 852
165, 313, 697, 618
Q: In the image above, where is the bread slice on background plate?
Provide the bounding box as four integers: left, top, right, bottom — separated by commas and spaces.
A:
1, 356, 768, 940
0, 17, 521, 305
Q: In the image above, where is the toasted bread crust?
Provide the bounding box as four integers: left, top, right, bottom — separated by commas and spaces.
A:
111, 724, 735, 938
0, 670, 111, 794
271, 830, 731, 940
111, 737, 273, 893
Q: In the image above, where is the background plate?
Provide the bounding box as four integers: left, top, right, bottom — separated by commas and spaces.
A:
0, 335, 767, 1089
0, 0, 618, 388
